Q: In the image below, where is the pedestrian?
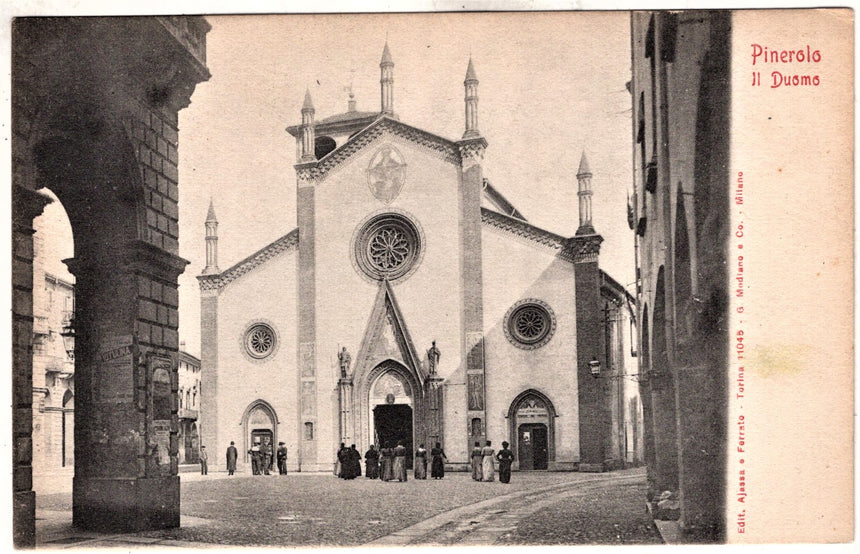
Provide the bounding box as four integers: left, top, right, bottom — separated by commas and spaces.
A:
393, 441, 408, 482
249, 441, 261, 475
430, 442, 447, 479
199, 445, 208, 475
470, 441, 483, 481
414, 443, 427, 479
336, 443, 346, 478
277, 442, 288, 475
226, 441, 238, 476
341, 444, 359, 480
260, 437, 272, 475
380, 443, 394, 481
481, 440, 495, 482
496, 441, 514, 484
364, 444, 379, 479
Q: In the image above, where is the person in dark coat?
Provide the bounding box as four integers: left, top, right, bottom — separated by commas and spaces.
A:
336, 443, 346, 478
496, 441, 514, 484
226, 441, 238, 475
276, 442, 288, 475
365, 444, 380, 479
349, 444, 362, 479
430, 442, 447, 479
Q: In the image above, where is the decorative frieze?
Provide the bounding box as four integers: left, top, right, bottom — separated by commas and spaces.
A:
197, 229, 299, 291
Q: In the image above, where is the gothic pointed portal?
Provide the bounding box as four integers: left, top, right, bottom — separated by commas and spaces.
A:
339, 280, 443, 454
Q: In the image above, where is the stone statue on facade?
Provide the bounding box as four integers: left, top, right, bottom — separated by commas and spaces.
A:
338, 346, 352, 379
427, 341, 441, 375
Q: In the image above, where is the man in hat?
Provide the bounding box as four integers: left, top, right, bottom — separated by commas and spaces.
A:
226, 441, 238, 475
199, 445, 208, 475
277, 442, 288, 475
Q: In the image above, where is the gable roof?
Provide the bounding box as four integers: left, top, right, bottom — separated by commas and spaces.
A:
197, 228, 299, 291
294, 116, 462, 182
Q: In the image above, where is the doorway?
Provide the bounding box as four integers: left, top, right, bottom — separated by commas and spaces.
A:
373, 404, 413, 469
518, 423, 548, 470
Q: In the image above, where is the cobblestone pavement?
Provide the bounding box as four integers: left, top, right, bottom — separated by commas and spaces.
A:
36, 467, 659, 547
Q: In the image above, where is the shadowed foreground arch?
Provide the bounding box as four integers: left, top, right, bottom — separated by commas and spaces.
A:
12, 17, 210, 545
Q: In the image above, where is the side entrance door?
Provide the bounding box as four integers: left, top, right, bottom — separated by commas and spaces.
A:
518, 423, 549, 470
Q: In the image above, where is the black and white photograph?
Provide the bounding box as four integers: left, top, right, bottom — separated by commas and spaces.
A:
8, 6, 853, 549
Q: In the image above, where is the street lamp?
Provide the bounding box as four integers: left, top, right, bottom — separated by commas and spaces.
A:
589, 357, 601, 378
60, 317, 75, 361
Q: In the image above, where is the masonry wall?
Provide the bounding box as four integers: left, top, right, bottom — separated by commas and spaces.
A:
211, 250, 299, 471
310, 133, 465, 466
480, 224, 580, 467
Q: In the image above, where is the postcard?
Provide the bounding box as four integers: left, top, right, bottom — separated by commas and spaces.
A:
8, 7, 854, 549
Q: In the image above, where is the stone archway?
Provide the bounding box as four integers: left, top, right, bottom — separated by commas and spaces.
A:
355, 360, 425, 456
507, 389, 557, 471
241, 400, 279, 465
12, 17, 210, 545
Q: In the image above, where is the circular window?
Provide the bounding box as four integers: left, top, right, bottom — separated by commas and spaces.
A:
504, 299, 556, 350
245, 324, 276, 359
354, 213, 422, 281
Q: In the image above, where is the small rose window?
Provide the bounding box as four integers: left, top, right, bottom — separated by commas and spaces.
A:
245, 324, 276, 359
504, 299, 556, 350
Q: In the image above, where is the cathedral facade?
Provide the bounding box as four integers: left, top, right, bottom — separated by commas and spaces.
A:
199, 44, 639, 473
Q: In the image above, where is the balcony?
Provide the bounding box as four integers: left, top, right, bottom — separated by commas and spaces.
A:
178, 408, 198, 420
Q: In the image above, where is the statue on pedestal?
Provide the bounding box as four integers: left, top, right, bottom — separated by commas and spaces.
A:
338, 346, 352, 379
427, 341, 441, 376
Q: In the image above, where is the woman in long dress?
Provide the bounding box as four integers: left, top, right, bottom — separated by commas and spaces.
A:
365, 444, 380, 479
430, 442, 447, 479
481, 440, 496, 482
393, 441, 408, 482
496, 441, 514, 484
414, 444, 428, 479
470, 441, 483, 481
380, 443, 394, 481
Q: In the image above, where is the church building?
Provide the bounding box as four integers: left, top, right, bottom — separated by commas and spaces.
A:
199, 44, 639, 473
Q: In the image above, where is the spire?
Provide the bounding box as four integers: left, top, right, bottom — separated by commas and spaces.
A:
576, 151, 595, 235
204, 199, 219, 274
462, 57, 480, 139
300, 88, 316, 162
465, 57, 478, 81
206, 198, 217, 223
577, 151, 592, 177
302, 87, 314, 111
380, 42, 394, 115
381, 41, 393, 66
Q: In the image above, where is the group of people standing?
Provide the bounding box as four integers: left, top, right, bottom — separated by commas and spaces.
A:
335, 443, 363, 479
471, 440, 514, 484
220, 439, 288, 476
342, 442, 449, 481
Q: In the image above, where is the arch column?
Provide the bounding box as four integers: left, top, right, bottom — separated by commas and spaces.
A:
67, 243, 188, 531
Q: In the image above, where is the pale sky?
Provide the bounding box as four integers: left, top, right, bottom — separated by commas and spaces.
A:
30, 13, 635, 358
174, 12, 635, 357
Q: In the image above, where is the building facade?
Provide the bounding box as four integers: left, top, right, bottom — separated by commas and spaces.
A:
629, 10, 730, 542
177, 346, 202, 464
200, 45, 640, 474
31, 233, 76, 472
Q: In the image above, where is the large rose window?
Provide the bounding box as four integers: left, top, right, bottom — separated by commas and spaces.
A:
354, 213, 422, 281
